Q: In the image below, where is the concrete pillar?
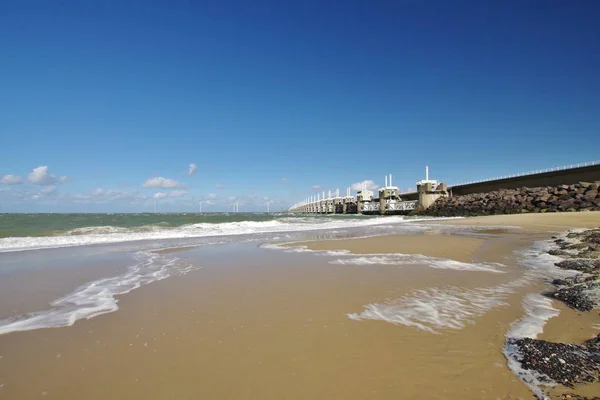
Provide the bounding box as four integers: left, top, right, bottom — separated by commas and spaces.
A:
418, 182, 448, 209
379, 189, 386, 215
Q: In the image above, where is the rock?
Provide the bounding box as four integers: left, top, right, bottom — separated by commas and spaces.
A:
554, 259, 600, 273
548, 249, 569, 256
546, 286, 595, 311
424, 183, 600, 217
506, 336, 600, 388
584, 189, 598, 199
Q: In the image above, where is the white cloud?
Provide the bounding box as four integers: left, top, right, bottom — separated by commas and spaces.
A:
169, 190, 187, 197
70, 188, 147, 204
312, 185, 322, 191
205, 193, 217, 199
350, 180, 379, 192
215, 183, 224, 189
28, 166, 65, 185
59, 176, 71, 183
282, 177, 289, 183
143, 177, 186, 189
153, 190, 188, 199
0, 175, 23, 185
40, 186, 58, 195
188, 163, 197, 176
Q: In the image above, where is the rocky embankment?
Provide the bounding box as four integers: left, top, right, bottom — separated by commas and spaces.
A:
510, 228, 600, 398
417, 182, 600, 217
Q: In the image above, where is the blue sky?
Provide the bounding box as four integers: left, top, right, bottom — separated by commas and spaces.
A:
1, 0, 599, 212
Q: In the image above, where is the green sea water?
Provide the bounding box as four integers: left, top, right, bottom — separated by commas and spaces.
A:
0, 213, 372, 238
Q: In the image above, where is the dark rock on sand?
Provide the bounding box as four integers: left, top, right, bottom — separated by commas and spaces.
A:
555, 259, 600, 274
507, 228, 600, 399
507, 335, 600, 388
561, 394, 600, 400
545, 227, 600, 312
549, 249, 571, 256
546, 285, 596, 312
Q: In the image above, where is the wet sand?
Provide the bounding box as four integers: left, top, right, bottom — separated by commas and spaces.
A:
0, 213, 599, 399
291, 233, 487, 263
0, 256, 129, 320
0, 243, 534, 399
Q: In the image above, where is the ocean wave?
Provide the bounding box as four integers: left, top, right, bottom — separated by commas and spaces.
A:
0, 250, 198, 335
0, 216, 455, 253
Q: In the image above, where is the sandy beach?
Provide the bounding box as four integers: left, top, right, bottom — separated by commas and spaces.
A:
0, 212, 599, 399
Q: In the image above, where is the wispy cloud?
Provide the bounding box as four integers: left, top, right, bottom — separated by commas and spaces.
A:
188, 163, 197, 176
215, 183, 224, 189
143, 177, 187, 189
282, 177, 290, 183
40, 186, 58, 195
72, 188, 148, 204
312, 185, 322, 191
153, 190, 188, 199
0, 175, 23, 185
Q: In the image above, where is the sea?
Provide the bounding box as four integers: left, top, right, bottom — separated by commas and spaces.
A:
0, 212, 439, 252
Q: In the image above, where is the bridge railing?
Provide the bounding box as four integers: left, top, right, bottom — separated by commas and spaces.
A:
450, 160, 600, 187
387, 200, 418, 211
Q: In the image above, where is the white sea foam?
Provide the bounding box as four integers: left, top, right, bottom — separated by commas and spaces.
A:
502, 294, 561, 400
517, 239, 580, 280
347, 282, 522, 333
330, 254, 505, 273
346, 233, 570, 335
500, 231, 586, 400
507, 293, 560, 340
0, 216, 457, 253
0, 251, 197, 335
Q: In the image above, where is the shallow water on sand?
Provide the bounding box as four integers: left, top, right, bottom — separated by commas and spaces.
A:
0, 229, 538, 399
1, 217, 597, 399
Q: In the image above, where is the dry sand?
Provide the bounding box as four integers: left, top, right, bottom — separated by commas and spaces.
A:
428, 211, 600, 232
0, 212, 599, 399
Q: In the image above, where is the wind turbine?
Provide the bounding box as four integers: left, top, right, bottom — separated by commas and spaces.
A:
266, 198, 272, 213
198, 200, 203, 213
153, 198, 157, 213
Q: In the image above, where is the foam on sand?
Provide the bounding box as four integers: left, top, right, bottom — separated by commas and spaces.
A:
502, 294, 561, 400
501, 230, 597, 399
330, 254, 505, 273
0, 251, 198, 335
347, 282, 520, 334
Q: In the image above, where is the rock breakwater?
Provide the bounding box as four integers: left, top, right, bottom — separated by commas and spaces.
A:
417, 182, 600, 217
